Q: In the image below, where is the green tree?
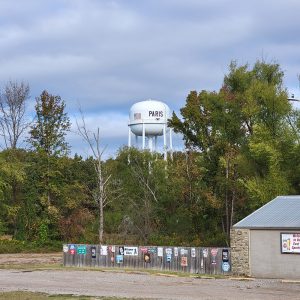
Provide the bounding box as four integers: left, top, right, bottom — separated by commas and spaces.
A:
28, 90, 70, 156
169, 60, 293, 243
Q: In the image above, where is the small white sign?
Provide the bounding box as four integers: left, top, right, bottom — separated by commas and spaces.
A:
101, 245, 108, 255
174, 247, 178, 257
202, 248, 208, 258
180, 249, 188, 256
124, 246, 138, 256
191, 248, 196, 258
63, 245, 69, 253
281, 233, 300, 254
165, 248, 173, 255
157, 247, 163, 257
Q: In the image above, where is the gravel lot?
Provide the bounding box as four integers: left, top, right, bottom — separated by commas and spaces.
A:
0, 253, 300, 299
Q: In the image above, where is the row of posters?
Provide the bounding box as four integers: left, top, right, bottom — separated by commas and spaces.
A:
64, 245, 227, 258
63, 244, 230, 271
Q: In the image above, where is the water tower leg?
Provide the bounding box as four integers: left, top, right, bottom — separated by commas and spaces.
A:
163, 124, 167, 160
142, 123, 145, 150
135, 135, 138, 147
154, 136, 157, 152
169, 128, 173, 160
128, 127, 131, 148
148, 137, 153, 152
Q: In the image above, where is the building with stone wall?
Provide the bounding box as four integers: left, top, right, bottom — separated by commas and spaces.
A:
231, 196, 300, 279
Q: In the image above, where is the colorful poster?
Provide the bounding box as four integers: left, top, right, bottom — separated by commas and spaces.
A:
77, 245, 87, 255
222, 249, 229, 262
148, 247, 157, 254
116, 255, 123, 263
222, 262, 230, 272
140, 247, 148, 253
211, 248, 218, 257
100, 245, 108, 255
109, 245, 115, 253
91, 246, 96, 258
157, 247, 163, 257
144, 252, 151, 263
191, 248, 196, 258
181, 256, 188, 267
281, 233, 300, 253
124, 246, 138, 256
166, 254, 172, 262
69, 244, 76, 255
174, 247, 178, 257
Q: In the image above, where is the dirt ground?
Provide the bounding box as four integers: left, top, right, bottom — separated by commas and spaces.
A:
0, 253, 300, 300
0, 252, 62, 266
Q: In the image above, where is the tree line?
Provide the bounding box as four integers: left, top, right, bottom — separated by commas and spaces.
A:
1, 60, 300, 247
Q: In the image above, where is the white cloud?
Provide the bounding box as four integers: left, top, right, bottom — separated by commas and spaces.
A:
1, 0, 300, 155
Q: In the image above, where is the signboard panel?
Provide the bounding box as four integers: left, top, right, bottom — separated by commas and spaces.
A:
157, 247, 163, 257
281, 233, 300, 254
77, 245, 87, 255
124, 246, 138, 256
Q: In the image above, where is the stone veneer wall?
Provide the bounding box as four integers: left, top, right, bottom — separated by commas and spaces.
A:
230, 228, 250, 276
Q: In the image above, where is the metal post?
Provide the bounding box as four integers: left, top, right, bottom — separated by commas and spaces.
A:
154, 136, 157, 152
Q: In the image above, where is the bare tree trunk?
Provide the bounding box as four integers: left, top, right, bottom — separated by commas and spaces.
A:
77, 109, 111, 245
99, 197, 104, 244
0, 81, 30, 149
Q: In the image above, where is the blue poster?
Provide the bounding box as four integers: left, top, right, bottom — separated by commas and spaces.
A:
222, 262, 230, 272
116, 255, 124, 263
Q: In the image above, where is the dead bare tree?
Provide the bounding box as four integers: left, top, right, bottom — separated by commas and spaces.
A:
76, 109, 111, 244
0, 81, 30, 149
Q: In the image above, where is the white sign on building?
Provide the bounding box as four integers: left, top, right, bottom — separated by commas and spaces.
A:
281, 233, 300, 254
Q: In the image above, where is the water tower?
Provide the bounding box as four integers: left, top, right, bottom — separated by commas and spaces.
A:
128, 99, 173, 160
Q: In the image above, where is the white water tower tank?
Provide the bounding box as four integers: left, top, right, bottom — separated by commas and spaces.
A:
128, 99, 173, 160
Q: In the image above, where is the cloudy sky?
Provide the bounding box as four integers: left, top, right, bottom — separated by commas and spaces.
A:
1, 0, 300, 157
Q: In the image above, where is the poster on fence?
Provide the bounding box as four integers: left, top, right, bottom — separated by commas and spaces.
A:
140, 247, 148, 253
77, 245, 87, 255
191, 248, 196, 258
109, 245, 115, 253
91, 246, 96, 258
63, 245, 68, 253
165, 248, 172, 255
116, 255, 123, 263
222, 249, 229, 262
180, 249, 188, 256
202, 248, 208, 258
124, 246, 138, 256
148, 247, 157, 254
69, 244, 76, 255
157, 247, 163, 257
101, 245, 108, 255
174, 247, 178, 257
181, 256, 188, 267
144, 253, 151, 263
166, 254, 172, 262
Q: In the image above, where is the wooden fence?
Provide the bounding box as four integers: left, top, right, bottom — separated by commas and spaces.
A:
63, 244, 231, 275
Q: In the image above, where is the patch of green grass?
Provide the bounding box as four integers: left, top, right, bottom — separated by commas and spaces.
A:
0, 240, 62, 254
0, 291, 146, 300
